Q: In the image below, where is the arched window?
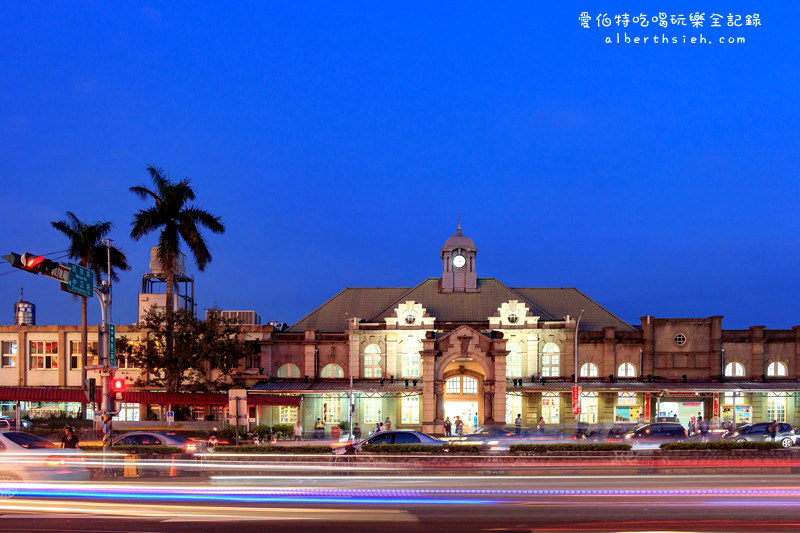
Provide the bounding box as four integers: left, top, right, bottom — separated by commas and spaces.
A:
579, 363, 598, 378
724, 362, 745, 377
617, 362, 636, 378
541, 343, 560, 377
579, 392, 598, 424
363, 344, 382, 378
277, 363, 300, 378
767, 361, 788, 377
401, 340, 421, 378
320, 363, 344, 378
445, 375, 478, 395
506, 343, 523, 377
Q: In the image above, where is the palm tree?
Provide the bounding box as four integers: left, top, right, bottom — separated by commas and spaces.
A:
129, 165, 225, 365
51, 212, 130, 400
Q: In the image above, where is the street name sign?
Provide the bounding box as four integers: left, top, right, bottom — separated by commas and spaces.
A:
109, 323, 116, 366
66, 262, 94, 298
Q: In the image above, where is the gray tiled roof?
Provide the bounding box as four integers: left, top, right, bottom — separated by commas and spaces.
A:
289, 278, 634, 332
252, 379, 422, 393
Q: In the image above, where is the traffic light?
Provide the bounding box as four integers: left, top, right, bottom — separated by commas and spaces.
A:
84, 378, 96, 404
3, 252, 59, 275
111, 378, 126, 393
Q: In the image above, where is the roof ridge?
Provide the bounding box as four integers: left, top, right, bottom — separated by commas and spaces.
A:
571, 287, 634, 330
365, 278, 436, 322
492, 279, 558, 321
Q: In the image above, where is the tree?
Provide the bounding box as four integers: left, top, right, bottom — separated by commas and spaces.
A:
118, 308, 256, 392
51, 212, 129, 401
129, 165, 225, 363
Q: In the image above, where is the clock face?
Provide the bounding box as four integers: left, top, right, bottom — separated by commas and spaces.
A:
452, 254, 466, 269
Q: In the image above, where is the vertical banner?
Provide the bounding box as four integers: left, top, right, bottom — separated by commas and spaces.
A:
571, 385, 582, 415
713, 392, 720, 418
644, 393, 651, 422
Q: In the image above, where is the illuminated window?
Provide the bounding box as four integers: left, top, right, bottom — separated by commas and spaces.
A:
542, 392, 559, 424
322, 394, 342, 423
279, 405, 298, 423
446, 377, 461, 394
506, 343, 522, 377
541, 343, 560, 377
579, 363, 598, 378
723, 393, 744, 405
617, 362, 636, 378
69, 340, 98, 369
579, 392, 598, 424
321, 363, 344, 378
767, 362, 787, 377
724, 362, 745, 377
115, 403, 140, 422
446, 376, 478, 395
401, 394, 420, 424
277, 363, 301, 378
363, 344, 382, 378
401, 340, 421, 378
505, 393, 522, 424
617, 392, 637, 406
30, 341, 58, 370
1, 341, 17, 368
363, 397, 382, 424
462, 377, 478, 395
767, 393, 786, 422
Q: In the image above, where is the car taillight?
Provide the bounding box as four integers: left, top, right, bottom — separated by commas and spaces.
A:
45, 455, 66, 467
185, 443, 197, 452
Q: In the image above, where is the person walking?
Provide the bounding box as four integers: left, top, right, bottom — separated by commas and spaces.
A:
537, 416, 545, 434
698, 416, 709, 442
473, 412, 478, 429
383, 417, 392, 431
294, 420, 304, 441
60, 426, 79, 449
314, 418, 324, 439
769, 419, 779, 442
208, 433, 218, 452
515, 414, 523, 436
444, 417, 452, 437
352, 422, 362, 441
455, 416, 464, 436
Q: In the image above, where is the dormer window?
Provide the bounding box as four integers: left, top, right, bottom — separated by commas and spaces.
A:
405, 314, 416, 324
507, 313, 519, 324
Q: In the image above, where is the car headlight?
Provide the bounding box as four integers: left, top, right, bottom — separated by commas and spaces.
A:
624, 433, 633, 439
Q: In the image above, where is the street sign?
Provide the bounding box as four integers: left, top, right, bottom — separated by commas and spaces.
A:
166, 411, 175, 424
109, 324, 116, 366
66, 262, 94, 297
571, 385, 582, 415
44, 264, 70, 283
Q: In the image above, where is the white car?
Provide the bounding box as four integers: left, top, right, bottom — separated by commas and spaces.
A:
0, 430, 90, 489
333, 430, 447, 455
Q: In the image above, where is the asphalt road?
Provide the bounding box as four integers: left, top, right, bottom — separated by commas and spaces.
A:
2, 473, 800, 532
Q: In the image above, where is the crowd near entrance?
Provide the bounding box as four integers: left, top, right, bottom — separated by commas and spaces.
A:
443, 364, 483, 435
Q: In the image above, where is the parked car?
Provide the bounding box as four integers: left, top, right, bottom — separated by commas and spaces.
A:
0, 430, 89, 494
112, 431, 206, 453
624, 423, 688, 444
608, 423, 637, 440
721, 422, 797, 448
456, 426, 564, 449
0, 417, 32, 430
333, 430, 446, 455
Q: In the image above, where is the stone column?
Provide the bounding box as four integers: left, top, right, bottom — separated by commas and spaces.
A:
347, 332, 360, 379
564, 327, 576, 380
303, 329, 317, 378
640, 316, 655, 377
434, 380, 445, 424
386, 336, 397, 378
793, 326, 800, 378
603, 326, 616, 378
421, 344, 436, 434
484, 380, 495, 423
750, 326, 765, 378
709, 316, 723, 378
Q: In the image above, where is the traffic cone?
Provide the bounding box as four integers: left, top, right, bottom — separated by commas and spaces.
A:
168, 454, 178, 477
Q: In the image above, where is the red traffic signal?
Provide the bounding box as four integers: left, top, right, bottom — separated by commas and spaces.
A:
3, 252, 60, 275
111, 378, 126, 393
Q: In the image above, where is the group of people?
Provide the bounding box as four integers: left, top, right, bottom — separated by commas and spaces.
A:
687, 413, 711, 441
370, 417, 392, 435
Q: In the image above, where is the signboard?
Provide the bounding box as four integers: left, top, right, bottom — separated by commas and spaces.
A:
227, 389, 248, 426
66, 262, 94, 298
571, 385, 582, 415
713, 393, 720, 418
644, 393, 651, 421
166, 411, 175, 424
45, 264, 71, 283
109, 324, 116, 366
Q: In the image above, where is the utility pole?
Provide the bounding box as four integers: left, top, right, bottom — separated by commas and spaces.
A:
99, 239, 118, 453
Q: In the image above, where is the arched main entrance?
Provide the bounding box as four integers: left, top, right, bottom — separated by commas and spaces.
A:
443, 362, 484, 433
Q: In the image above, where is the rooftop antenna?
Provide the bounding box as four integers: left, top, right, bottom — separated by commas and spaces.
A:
19, 287, 23, 302
457, 214, 461, 234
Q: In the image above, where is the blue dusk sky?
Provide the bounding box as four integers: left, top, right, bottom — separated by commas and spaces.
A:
1, 3, 798, 329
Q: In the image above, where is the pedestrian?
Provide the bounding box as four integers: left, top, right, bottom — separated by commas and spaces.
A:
688, 419, 695, 438
294, 420, 304, 441
444, 417, 452, 437
252, 433, 261, 446
769, 419, 779, 442
455, 416, 463, 436
353, 422, 362, 441
208, 433, 218, 451
384, 417, 392, 431
514, 414, 523, 436
61, 426, 79, 449
538, 416, 545, 434
698, 416, 709, 442
473, 412, 478, 429
314, 418, 324, 439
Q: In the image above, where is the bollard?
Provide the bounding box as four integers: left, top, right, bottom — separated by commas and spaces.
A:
123, 454, 139, 478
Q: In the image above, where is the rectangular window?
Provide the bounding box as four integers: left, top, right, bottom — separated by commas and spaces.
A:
280, 406, 299, 424
30, 341, 58, 369
401, 394, 420, 424
505, 393, 523, 424
69, 340, 98, 369
1, 341, 17, 368
363, 397, 382, 424
364, 354, 382, 378
401, 353, 420, 378
462, 377, 478, 395
446, 378, 460, 394
506, 352, 522, 377
617, 392, 637, 406
768, 393, 786, 423
322, 394, 342, 424
541, 354, 559, 377
579, 392, 598, 424
542, 393, 560, 424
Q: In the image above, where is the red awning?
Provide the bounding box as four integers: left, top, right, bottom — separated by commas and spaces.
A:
121, 391, 228, 406
0, 387, 89, 403
247, 394, 302, 407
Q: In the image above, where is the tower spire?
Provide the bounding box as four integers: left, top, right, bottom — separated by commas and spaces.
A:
457, 215, 461, 234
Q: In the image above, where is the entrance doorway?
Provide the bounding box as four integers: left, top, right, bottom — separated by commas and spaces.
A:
659, 400, 704, 427
444, 372, 482, 434
445, 400, 478, 433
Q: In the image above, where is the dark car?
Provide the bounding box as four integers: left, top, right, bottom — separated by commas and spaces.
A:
333, 430, 446, 455
112, 431, 205, 453
608, 423, 636, 439
722, 422, 797, 448
624, 423, 687, 444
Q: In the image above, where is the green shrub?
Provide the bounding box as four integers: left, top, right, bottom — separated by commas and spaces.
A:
360, 444, 482, 454
79, 445, 184, 455
510, 443, 632, 453
337, 420, 350, 432
660, 441, 784, 451
271, 424, 294, 439
211, 445, 331, 454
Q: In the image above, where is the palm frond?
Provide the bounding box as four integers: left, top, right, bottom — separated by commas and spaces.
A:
130, 207, 163, 240
181, 207, 225, 234
178, 223, 211, 271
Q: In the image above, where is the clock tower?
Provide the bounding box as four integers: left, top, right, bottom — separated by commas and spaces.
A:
440, 221, 478, 293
